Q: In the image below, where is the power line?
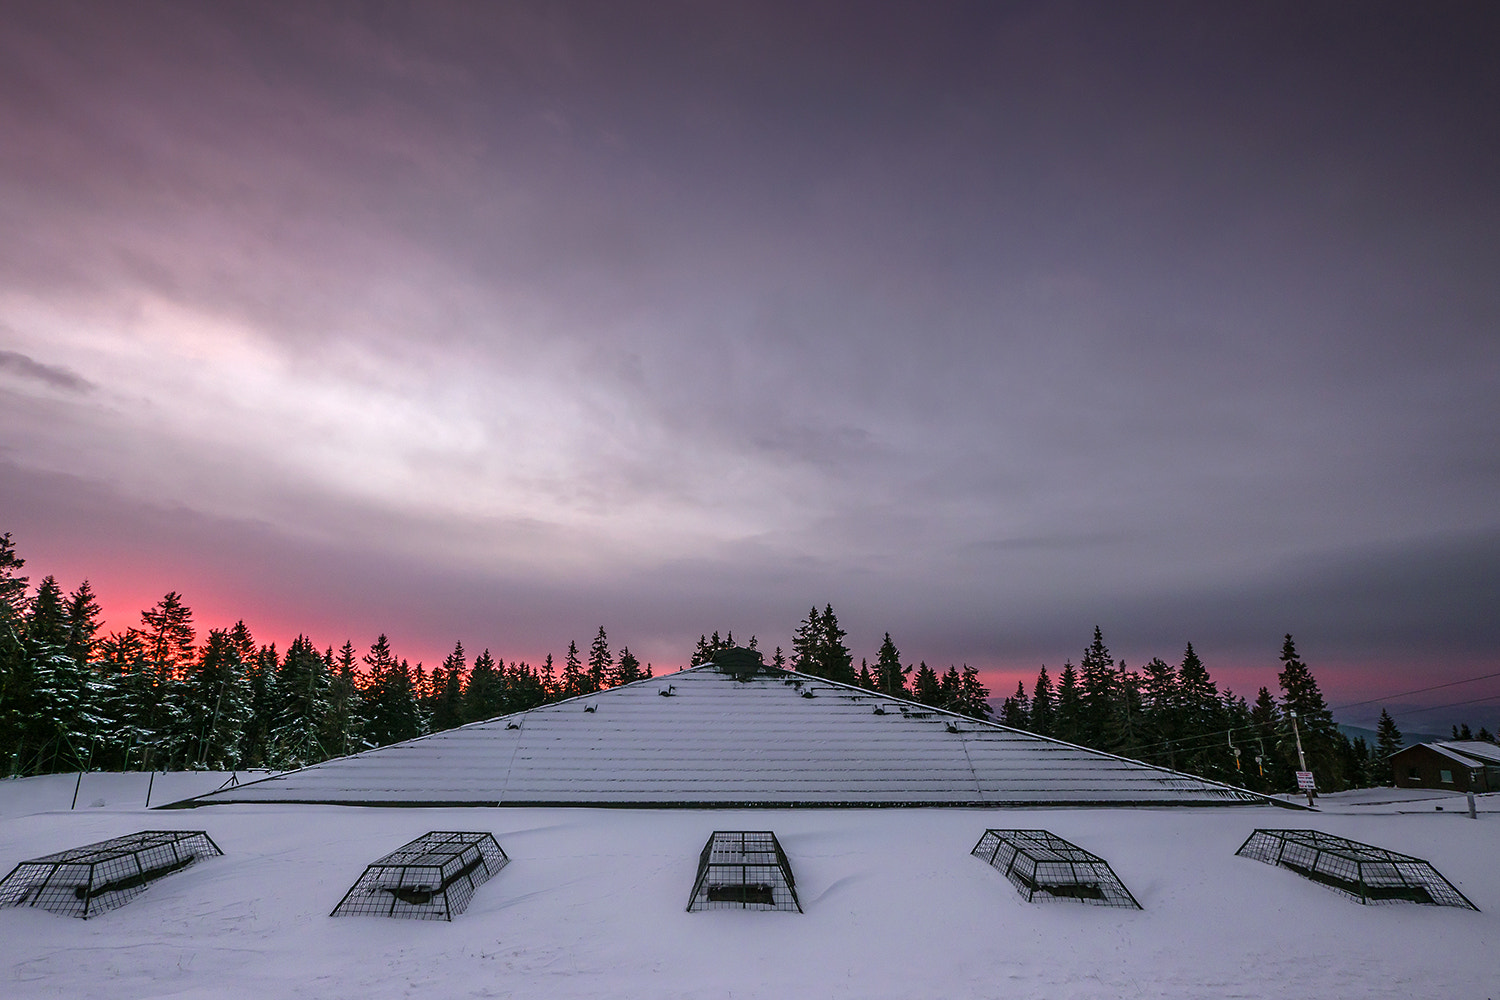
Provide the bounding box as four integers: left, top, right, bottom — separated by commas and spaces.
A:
1330, 669, 1500, 713
1383, 692, 1500, 718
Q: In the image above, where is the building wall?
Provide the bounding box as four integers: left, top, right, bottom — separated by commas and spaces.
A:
1390, 745, 1494, 793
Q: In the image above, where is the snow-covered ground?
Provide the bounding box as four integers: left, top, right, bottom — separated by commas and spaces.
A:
2, 773, 1495, 1000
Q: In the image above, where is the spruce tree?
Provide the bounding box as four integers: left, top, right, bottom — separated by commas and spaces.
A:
816, 605, 854, 684
182, 628, 252, 768
1029, 666, 1055, 737
587, 627, 612, 692
1374, 709, 1403, 785
1054, 662, 1082, 744
561, 641, 584, 698
790, 608, 820, 674
431, 642, 467, 731
464, 649, 505, 721
327, 640, 363, 756
957, 664, 992, 720
912, 661, 941, 707
1277, 634, 1341, 789
615, 646, 642, 685
1000, 681, 1030, 728
857, 659, 873, 689
0, 532, 28, 625
25, 576, 68, 648
1079, 627, 1117, 739
63, 580, 102, 669
939, 665, 961, 709
268, 635, 332, 767
873, 633, 910, 696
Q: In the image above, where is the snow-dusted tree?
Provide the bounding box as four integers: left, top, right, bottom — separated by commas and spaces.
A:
180, 628, 252, 769
464, 648, 504, 721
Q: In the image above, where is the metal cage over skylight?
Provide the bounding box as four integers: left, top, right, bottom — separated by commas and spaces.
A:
331, 831, 509, 920
0, 830, 222, 919
687, 830, 802, 912
972, 829, 1141, 908
1235, 829, 1477, 909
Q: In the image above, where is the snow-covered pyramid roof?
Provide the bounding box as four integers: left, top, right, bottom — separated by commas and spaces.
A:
171, 663, 1265, 807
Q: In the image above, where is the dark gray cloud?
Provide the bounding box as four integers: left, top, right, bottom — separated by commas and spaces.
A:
1, 2, 1498, 725
0, 349, 92, 393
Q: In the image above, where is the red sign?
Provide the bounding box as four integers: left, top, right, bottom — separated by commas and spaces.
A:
1296, 771, 1315, 790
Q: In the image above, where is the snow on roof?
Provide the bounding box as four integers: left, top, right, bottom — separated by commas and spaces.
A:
171, 664, 1265, 808
1428, 741, 1500, 766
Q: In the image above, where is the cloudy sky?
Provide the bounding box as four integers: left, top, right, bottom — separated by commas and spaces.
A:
2, 2, 1497, 726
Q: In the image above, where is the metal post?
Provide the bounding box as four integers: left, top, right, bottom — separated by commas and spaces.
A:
1290, 710, 1314, 808
1468, 790, 1477, 820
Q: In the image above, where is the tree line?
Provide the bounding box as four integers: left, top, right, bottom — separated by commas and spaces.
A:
5, 531, 1489, 790
0, 532, 656, 776
991, 626, 1434, 793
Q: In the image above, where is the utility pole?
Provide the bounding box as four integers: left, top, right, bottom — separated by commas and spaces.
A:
1290, 710, 1314, 808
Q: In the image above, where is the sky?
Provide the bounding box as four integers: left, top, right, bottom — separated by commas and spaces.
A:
1, 2, 1498, 730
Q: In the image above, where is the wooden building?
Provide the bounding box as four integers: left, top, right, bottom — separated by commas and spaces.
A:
1390, 740, 1500, 793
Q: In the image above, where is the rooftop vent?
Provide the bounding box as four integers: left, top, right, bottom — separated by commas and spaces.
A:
972, 829, 1141, 908
688, 831, 801, 912
1235, 829, 1477, 909
0, 830, 222, 919
710, 646, 764, 680
331, 831, 509, 920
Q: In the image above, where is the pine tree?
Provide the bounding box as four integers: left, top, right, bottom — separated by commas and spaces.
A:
1373, 709, 1403, 785
873, 633, 910, 696
1277, 634, 1341, 789
326, 639, 363, 756
267, 635, 332, 767
430, 642, 467, 731
587, 627, 612, 692
912, 661, 941, 707
63, 580, 102, 669
1079, 627, 1117, 740
0, 532, 28, 626
771, 647, 785, 670
956, 664, 992, 720
25, 576, 68, 648
1176, 643, 1224, 775
464, 649, 505, 721
857, 659, 874, 689
1000, 681, 1030, 728
939, 665, 961, 710
816, 606, 855, 684
561, 640, 584, 698
181, 628, 252, 768
139, 592, 196, 680
615, 646, 642, 685
1029, 666, 1055, 737
790, 608, 820, 674
1055, 662, 1082, 744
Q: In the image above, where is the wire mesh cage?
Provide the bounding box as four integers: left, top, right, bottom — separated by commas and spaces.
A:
687, 831, 802, 912
972, 829, 1141, 908
331, 831, 508, 920
0, 830, 223, 919
1235, 829, 1477, 909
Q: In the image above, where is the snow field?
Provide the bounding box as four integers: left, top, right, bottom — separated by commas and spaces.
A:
1, 775, 1495, 1000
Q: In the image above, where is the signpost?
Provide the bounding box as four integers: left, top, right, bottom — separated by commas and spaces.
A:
1296, 771, 1315, 790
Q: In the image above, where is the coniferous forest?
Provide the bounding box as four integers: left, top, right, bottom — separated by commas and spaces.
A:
3, 531, 1486, 792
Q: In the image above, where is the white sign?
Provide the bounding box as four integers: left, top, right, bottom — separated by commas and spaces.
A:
1296, 771, 1315, 790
